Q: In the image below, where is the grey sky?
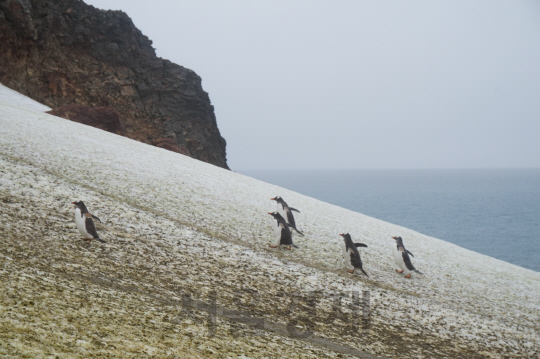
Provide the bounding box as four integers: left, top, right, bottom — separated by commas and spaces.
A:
84, 0, 540, 170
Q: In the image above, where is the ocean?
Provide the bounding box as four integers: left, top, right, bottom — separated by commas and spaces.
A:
241, 169, 540, 272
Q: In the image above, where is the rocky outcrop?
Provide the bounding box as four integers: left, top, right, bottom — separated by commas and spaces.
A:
47, 104, 127, 136
0, 0, 228, 168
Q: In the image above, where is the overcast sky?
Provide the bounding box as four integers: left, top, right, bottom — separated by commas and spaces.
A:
85, 0, 540, 170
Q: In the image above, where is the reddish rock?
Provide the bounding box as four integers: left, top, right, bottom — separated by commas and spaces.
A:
0, 0, 229, 169
47, 105, 127, 136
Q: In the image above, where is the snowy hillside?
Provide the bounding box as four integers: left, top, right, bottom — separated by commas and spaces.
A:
1, 82, 539, 358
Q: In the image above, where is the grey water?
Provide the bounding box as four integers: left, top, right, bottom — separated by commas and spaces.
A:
241, 169, 540, 272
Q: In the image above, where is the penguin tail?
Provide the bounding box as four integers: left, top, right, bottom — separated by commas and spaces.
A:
291, 244, 299, 249
289, 225, 304, 236
96, 237, 106, 244
414, 269, 423, 275
360, 268, 369, 277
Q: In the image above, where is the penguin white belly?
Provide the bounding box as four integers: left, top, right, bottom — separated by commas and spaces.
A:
392, 246, 409, 274
346, 249, 355, 270
340, 242, 354, 270
74, 208, 92, 239
340, 242, 349, 265
273, 221, 282, 246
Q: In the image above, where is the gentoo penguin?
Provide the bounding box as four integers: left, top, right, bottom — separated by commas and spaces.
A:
268, 212, 298, 250
339, 233, 368, 276
270, 196, 304, 236
392, 236, 422, 278
72, 201, 106, 243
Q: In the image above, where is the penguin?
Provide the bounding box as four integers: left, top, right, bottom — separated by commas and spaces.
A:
270, 196, 304, 236
392, 236, 422, 278
339, 233, 368, 276
72, 201, 106, 243
268, 212, 298, 250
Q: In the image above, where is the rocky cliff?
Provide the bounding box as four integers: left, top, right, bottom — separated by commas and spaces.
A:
0, 0, 228, 169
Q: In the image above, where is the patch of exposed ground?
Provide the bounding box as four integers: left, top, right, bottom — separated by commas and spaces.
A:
1, 155, 537, 358
1, 90, 539, 358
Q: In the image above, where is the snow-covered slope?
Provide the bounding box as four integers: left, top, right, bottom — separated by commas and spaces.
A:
1, 82, 538, 358
0, 84, 51, 112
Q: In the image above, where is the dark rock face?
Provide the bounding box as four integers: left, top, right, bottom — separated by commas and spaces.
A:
47, 105, 127, 136
0, 0, 228, 169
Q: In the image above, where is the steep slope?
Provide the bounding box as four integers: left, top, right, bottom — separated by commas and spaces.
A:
0, 0, 228, 168
1, 83, 539, 358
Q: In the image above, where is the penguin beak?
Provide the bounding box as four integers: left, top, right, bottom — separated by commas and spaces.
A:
270, 197, 276, 200
71, 202, 75, 205
267, 212, 273, 215
392, 236, 397, 239
339, 233, 343, 236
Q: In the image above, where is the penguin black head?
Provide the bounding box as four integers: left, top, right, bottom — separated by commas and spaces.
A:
71, 200, 88, 213
270, 196, 283, 203
268, 211, 286, 221
339, 233, 352, 240
392, 236, 404, 245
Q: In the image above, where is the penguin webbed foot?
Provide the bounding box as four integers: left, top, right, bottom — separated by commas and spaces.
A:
269, 245, 278, 248
395, 269, 404, 273
405, 274, 412, 279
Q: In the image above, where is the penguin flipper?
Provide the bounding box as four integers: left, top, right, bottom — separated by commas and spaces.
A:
406, 250, 414, 257
402, 251, 416, 271
92, 214, 102, 223
85, 217, 100, 239
354, 243, 368, 248
349, 249, 363, 270
289, 207, 300, 213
